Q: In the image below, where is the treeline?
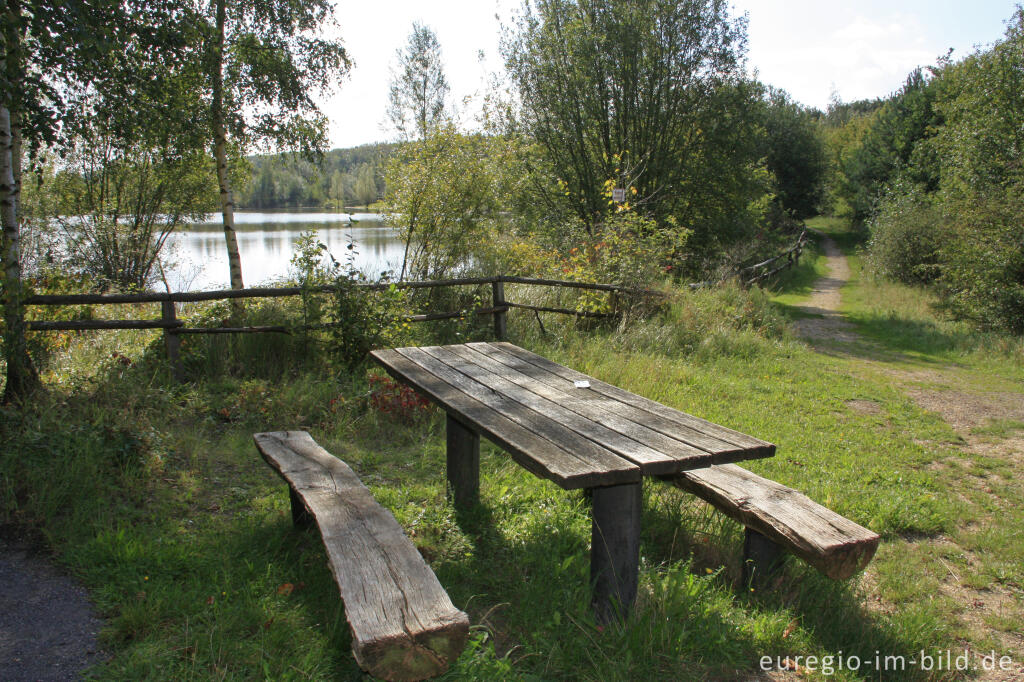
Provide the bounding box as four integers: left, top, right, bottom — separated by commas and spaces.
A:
822, 8, 1024, 333
241, 143, 399, 209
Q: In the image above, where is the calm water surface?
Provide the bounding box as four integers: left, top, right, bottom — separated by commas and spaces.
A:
163, 211, 404, 291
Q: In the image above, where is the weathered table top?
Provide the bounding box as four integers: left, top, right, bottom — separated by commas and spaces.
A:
370, 342, 775, 490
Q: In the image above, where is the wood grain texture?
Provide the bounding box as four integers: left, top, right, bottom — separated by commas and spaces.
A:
446, 414, 479, 508
421, 345, 679, 474
590, 482, 642, 623
670, 464, 879, 580
461, 344, 747, 465
469, 343, 744, 457
370, 348, 640, 489
488, 342, 775, 460
254, 431, 468, 682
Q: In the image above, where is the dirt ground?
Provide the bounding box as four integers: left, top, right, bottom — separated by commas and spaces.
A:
790, 236, 859, 343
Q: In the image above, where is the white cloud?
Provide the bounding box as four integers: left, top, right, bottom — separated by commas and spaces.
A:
733, 0, 1015, 108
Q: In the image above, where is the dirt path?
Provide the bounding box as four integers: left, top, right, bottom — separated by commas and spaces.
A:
790, 236, 859, 342
793, 233, 1024, 680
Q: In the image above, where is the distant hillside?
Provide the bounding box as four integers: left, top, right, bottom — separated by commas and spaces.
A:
240, 142, 402, 210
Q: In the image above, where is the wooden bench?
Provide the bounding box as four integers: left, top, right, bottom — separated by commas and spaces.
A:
253, 431, 468, 682
669, 464, 880, 586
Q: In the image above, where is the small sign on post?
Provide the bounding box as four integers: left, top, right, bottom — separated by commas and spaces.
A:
611, 187, 626, 203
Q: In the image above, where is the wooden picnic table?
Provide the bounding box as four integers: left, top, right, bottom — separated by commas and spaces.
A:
370, 341, 775, 622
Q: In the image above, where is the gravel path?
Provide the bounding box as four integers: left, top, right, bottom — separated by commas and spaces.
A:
0, 537, 104, 681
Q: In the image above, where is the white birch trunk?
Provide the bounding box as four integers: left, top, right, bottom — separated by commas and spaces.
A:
212, 0, 244, 300
1, 103, 37, 401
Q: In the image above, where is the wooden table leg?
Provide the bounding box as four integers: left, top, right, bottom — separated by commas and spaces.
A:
743, 528, 784, 590
590, 481, 641, 623
446, 413, 480, 508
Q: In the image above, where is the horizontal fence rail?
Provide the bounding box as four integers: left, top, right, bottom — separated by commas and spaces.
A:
23, 276, 661, 307
22, 275, 666, 380
18, 252, 802, 381
689, 228, 809, 290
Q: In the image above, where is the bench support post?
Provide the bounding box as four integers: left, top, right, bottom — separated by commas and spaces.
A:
743, 528, 784, 590
590, 481, 641, 623
446, 414, 480, 508
289, 486, 313, 528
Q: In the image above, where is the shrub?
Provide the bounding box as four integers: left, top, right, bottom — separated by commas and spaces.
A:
934, 192, 1024, 334
545, 212, 689, 316
864, 182, 943, 285
290, 232, 410, 370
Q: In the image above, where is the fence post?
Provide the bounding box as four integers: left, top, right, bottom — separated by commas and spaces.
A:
491, 279, 507, 341
161, 300, 184, 382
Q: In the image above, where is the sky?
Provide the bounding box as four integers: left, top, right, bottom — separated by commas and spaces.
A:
322, 1, 1022, 149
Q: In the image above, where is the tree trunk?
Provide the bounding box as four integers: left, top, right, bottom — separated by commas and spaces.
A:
212, 0, 244, 316
1, 109, 39, 404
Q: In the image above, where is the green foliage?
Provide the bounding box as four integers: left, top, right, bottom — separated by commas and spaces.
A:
933, 13, 1024, 199
353, 162, 379, 208
241, 143, 397, 210
6, 246, 1024, 677
819, 102, 879, 218
864, 181, 942, 285
503, 0, 749, 233
542, 210, 687, 315
200, 0, 351, 155
386, 22, 450, 140
384, 126, 513, 281
933, 193, 1024, 334
761, 89, 826, 219
610, 282, 786, 359
47, 134, 217, 291
289, 231, 409, 370
837, 8, 1024, 333
833, 69, 942, 221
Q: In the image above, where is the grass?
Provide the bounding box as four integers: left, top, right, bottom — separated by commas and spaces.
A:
2, 227, 1023, 679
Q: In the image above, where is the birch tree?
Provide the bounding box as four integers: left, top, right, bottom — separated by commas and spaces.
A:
1, 0, 117, 402
1, 0, 196, 402
200, 0, 350, 295
386, 23, 450, 140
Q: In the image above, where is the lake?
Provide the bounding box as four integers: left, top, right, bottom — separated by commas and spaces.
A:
162, 211, 405, 291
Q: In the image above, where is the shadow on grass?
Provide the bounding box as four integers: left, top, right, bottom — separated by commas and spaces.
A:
442, 493, 762, 679
846, 311, 984, 360
640, 490, 947, 681
7, 342, 964, 680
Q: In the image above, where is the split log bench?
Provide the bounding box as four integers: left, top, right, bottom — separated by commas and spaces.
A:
668, 464, 880, 587
253, 431, 468, 682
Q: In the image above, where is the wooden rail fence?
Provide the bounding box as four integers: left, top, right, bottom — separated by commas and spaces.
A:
23, 275, 662, 380
689, 228, 809, 290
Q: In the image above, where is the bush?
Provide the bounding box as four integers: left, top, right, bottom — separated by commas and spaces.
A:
864, 182, 942, 284
934, 192, 1024, 334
